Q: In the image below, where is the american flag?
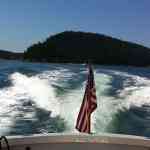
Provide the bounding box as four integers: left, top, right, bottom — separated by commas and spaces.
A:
76, 64, 97, 133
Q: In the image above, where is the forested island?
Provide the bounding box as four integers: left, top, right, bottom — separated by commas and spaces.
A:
0, 31, 150, 66
24, 31, 150, 66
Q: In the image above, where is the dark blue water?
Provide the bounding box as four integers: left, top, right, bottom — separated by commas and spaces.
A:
0, 59, 150, 137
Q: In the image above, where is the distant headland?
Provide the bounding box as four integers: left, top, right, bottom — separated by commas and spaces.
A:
0, 49, 23, 60
1, 31, 150, 66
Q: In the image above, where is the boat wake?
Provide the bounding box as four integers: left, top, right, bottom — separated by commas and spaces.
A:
0, 64, 150, 137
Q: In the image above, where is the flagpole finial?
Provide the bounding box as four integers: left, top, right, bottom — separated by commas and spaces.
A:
86, 60, 92, 70
87, 59, 92, 65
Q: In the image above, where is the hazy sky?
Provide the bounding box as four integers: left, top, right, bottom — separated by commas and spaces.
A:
0, 0, 150, 52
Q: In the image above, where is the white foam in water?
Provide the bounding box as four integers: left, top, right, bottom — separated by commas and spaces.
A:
1, 65, 150, 135
0, 72, 60, 134
39, 67, 150, 133
80, 70, 150, 133
59, 87, 84, 133
0, 84, 27, 134
94, 70, 150, 133
119, 75, 150, 109
93, 73, 118, 133
10, 72, 60, 117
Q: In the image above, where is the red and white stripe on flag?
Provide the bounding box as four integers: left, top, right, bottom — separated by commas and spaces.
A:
76, 64, 97, 133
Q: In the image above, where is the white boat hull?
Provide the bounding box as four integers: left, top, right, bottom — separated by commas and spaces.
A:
1, 133, 150, 150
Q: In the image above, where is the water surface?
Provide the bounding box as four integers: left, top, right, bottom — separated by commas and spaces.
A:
0, 60, 150, 137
